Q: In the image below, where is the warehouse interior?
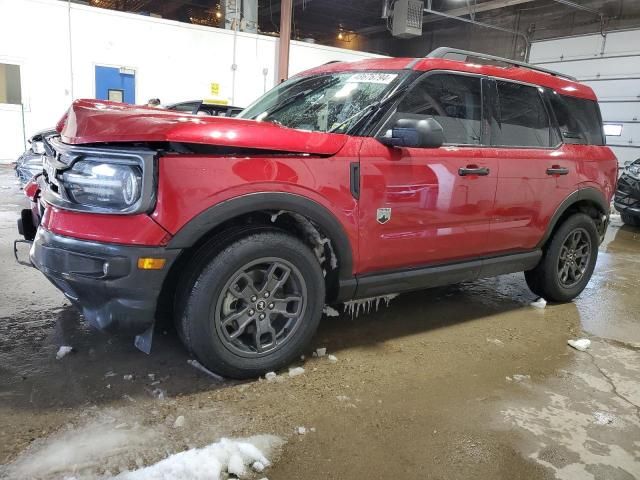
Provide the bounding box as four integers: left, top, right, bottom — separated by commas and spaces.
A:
1, 1, 640, 479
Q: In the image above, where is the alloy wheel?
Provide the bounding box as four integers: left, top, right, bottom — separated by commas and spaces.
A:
214, 257, 307, 358
557, 227, 592, 288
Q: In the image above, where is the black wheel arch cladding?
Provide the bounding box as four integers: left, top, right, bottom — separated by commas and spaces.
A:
166, 192, 354, 281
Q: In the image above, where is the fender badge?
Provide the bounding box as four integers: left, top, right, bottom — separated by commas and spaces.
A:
377, 208, 391, 224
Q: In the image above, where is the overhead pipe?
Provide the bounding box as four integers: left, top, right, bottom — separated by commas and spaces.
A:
424, 0, 531, 60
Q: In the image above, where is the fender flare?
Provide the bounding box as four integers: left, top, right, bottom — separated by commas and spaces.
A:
166, 192, 354, 281
537, 187, 609, 248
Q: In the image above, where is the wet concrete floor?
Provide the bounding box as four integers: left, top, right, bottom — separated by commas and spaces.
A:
0, 166, 638, 479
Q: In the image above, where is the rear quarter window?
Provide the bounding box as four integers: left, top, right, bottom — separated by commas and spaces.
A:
549, 93, 604, 146
493, 80, 554, 148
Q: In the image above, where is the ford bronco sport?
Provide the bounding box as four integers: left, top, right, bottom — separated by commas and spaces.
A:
17, 48, 617, 378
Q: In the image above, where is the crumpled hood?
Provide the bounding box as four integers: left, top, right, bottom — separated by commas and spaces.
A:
56, 99, 348, 156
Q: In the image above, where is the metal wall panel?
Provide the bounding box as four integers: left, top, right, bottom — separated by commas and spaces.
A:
531, 30, 640, 167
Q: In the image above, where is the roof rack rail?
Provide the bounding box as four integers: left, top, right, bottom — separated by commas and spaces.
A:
426, 47, 577, 82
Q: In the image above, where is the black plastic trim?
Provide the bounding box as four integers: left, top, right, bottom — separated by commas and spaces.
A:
167, 192, 354, 282
350, 162, 360, 199
30, 228, 180, 334
536, 188, 609, 248
354, 250, 542, 299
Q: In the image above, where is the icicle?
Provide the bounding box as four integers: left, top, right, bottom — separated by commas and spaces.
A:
342, 294, 399, 319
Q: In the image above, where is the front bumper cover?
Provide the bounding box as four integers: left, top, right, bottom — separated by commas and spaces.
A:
30, 228, 180, 334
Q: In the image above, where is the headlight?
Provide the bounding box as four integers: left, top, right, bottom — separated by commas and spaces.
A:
626, 161, 640, 180
61, 160, 142, 210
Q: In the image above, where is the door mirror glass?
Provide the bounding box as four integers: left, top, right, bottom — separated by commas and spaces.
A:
378, 117, 444, 148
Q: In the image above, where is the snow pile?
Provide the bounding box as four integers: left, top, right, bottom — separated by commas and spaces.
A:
343, 294, 399, 318
327, 354, 338, 363
288, 367, 305, 378
593, 411, 615, 425
568, 338, 591, 351
115, 435, 283, 480
55, 346, 73, 360
530, 298, 547, 309
323, 306, 340, 317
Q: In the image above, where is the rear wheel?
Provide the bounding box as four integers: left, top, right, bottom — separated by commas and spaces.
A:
177, 231, 325, 379
525, 213, 599, 302
620, 211, 640, 227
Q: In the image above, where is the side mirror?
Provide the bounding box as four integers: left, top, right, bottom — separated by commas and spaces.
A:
378, 117, 444, 149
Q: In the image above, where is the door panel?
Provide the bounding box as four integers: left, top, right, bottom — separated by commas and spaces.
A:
358, 138, 497, 274
488, 146, 575, 253
486, 79, 575, 253
95, 66, 135, 104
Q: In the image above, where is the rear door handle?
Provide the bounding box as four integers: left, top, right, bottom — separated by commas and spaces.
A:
459, 166, 490, 176
546, 166, 569, 176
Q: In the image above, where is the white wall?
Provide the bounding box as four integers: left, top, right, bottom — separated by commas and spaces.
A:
0, 0, 383, 162
530, 29, 640, 167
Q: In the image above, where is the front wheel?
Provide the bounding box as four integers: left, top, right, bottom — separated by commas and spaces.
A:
525, 213, 599, 302
178, 231, 325, 379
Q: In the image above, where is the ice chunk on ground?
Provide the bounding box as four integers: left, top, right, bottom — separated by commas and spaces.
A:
530, 297, 547, 309
343, 294, 399, 318
123, 374, 133, 381
296, 426, 306, 435
315, 347, 327, 357
568, 338, 591, 351
187, 359, 225, 382
265, 372, 277, 382
486, 338, 504, 346
115, 435, 282, 480
55, 346, 73, 360
328, 354, 337, 363
288, 367, 305, 377
511, 374, 530, 382
173, 416, 185, 428
252, 461, 265, 472
593, 411, 615, 425
323, 306, 340, 317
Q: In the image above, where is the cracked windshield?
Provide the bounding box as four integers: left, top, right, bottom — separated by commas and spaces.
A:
238, 71, 402, 133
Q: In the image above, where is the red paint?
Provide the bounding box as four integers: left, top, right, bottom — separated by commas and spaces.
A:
358, 139, 497, 273
58, 99, 348, 155
40, 55, 615, 279
41, 207, 171, 246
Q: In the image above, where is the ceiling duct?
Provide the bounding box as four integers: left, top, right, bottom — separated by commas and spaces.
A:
391, 0, 424, 38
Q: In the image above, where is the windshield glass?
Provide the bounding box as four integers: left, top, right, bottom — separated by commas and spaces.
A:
238, 71, 404, 133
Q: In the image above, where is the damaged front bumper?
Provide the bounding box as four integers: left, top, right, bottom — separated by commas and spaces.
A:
28, 227, 180, 336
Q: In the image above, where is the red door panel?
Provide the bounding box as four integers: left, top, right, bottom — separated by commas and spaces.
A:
358, 138, 497, 274
488, 145, 577, 253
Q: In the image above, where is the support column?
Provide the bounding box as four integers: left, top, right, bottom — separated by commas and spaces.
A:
277, 0, 293, 83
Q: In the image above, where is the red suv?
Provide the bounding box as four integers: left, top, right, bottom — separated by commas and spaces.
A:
18, 48, 617, 378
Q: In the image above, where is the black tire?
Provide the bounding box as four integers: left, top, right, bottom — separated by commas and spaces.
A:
177, 231, 325, 379
620, 211, 640, 227
525, 213, 599, 303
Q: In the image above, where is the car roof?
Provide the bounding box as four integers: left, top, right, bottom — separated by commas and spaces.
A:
304, 56, 596, 101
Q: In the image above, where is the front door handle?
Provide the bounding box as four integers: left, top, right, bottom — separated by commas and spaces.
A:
546, 166, 569, 176
459, 166, 490, 176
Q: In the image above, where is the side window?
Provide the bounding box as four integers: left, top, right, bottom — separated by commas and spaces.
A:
494, 81, 553, 148
549, 93, 604, 146
396, 73, 482, 145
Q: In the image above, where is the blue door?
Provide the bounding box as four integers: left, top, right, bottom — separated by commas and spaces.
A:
95, 66, 135, 104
